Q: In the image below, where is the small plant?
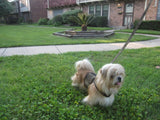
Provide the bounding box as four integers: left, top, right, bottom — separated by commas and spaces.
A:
17, 17, 24, 24
53, 15, 63, 26
47, 19, 53, 25
37, 18, 49, 25
62, 9, 82, 25
27, 19, 33, 24
69, 13, 94, 31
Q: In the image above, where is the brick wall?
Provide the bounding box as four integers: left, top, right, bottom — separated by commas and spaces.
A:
49, 0, 76, 8
133, 0, 145, 21
109, 2, 125, 27
82, 5, 88, 14
145, 0, 159, 20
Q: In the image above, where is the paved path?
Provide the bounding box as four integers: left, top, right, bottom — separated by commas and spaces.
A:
0, 33, 160, 57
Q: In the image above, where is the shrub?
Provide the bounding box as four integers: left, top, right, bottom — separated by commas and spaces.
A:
47, 19, 53, 25
47, 15, 63, 26
6, 15, 18, 24
89, 16, 108, 27
138, 20, 160, 31
133, 19, 140, 28
53, 15, 63, 26
69, 13, 94, 31
37, 18, 49, 25
53, 21, 62, 26
0, 17, 6, 23
17, 17, 24, 24
27, 19, 33, 24
62, 9, 82, 25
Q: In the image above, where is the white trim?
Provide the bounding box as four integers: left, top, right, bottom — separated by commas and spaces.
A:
88, 5, 90, 14
144, 0, 148, 20
28, 0, 30, 11
47, 0, 49, 8
108, 3, 110, 25
88, 3, 109, 17
101, 4, 103, 16
155, 0, 157, 7
94, 5, 96, 15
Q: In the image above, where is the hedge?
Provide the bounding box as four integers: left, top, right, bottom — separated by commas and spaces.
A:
89, 16, 108, 27
62, 9, 82, 25
38, 18, 49, 25
138, 20, 160, 31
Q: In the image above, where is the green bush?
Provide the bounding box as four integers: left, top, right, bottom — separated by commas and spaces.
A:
62, 9, 82, 25
47, 19, 53, 25
6, 15, 18, 24
47, 15, 63, 26
138, 20, 160, 31
89, 16, 108, 27
37, 18, 49, 25
53, 15, 63, 26
27, 19, 33, 24
17, 17, 24, 24
133, 19, 140, 28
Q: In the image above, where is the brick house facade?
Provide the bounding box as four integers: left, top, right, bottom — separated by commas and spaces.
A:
9, 0, 160, 27
75, 0, 160, 28
29, 0, 47, 22
9, 0, 47, 23
48, 0, 160, 28
47, 0, 79, 19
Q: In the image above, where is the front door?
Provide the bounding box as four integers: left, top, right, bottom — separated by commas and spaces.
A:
124, 3, 134, 26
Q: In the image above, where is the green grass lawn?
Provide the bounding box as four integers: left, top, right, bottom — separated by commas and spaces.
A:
0, 47, 160, 120
0, 25, 157, 48
116, 29, 160, 35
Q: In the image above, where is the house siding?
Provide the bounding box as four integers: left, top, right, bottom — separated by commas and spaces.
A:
30, 0, 47, 22
109, 2, 125, 27
49, 0, 76, 8
133, 0, 145, 21
145, 0, 159, 20
9, 0, 160, 26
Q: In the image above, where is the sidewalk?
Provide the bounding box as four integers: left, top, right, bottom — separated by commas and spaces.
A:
0, 33, 160, 57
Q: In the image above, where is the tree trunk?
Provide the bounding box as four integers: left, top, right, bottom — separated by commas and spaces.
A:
81, 24, 87, 31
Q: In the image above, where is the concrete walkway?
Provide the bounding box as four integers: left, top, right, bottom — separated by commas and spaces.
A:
0, 34, 160, 57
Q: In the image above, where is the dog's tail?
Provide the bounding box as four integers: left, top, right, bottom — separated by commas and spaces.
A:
75, 59, 95, 72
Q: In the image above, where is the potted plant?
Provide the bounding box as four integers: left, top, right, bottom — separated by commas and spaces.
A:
70, 13, 94, 31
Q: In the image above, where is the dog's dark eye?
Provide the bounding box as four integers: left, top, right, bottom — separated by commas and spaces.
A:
110, 75, 114, 79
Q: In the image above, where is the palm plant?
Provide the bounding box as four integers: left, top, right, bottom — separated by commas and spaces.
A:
70, 13, 94, 31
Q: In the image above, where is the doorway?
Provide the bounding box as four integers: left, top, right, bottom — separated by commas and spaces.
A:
124, 3, 134, 26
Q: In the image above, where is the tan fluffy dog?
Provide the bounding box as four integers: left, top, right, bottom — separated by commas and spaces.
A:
71, 59, 125, 107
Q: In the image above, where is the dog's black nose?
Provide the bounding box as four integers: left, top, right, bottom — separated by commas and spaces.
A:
118, 77, 121, 82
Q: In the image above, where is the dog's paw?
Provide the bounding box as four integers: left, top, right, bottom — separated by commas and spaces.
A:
71, 83, 78, 87
82, 96, 91, 105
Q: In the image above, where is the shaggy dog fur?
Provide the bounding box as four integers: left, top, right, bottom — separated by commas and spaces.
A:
71, 59, 125, 107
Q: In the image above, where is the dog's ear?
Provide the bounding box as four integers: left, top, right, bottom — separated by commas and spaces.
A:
100, 69, 107, 78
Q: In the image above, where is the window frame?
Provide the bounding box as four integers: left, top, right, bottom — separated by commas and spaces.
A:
88, 4, 109, 17
157, 0, 160, 20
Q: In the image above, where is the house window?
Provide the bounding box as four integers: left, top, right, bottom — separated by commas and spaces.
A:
53, 9, 63, 17
125, 3, 133, 13
157, 0, 160, 20
89, 4, 109, 17
89, 5, 94, 15
95, 5, 101, 16
20, 0, 26, 7
102, 4, 109, 17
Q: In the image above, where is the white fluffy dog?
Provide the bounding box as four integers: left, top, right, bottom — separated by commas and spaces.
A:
71, 59, 125, 107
